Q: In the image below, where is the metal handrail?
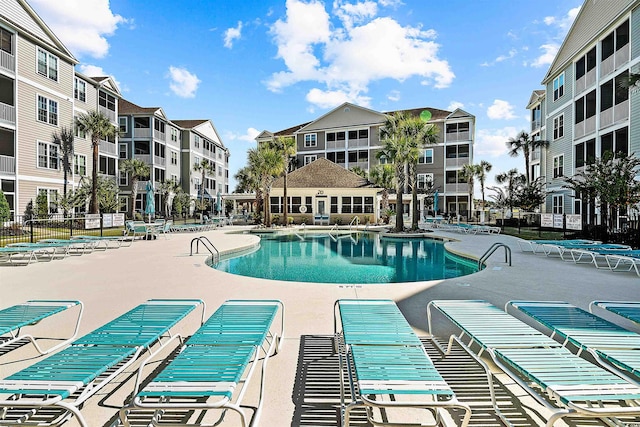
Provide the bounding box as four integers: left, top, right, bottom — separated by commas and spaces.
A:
478, 242, 511, 270
190, 236, 220, 266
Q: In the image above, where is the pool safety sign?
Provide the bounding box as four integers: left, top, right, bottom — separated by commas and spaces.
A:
541, 213, 582, 230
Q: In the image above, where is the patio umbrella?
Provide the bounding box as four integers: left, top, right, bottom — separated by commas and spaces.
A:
433, 190, 439, 214
145, 181, 155, 222
216, 191, 222, 215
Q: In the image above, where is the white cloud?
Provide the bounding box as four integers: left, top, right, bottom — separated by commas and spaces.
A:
77, 64, 124, 91
447, 101, 464, 111
387, 90, 401, 102
487, 99, 517, 120
543, 6, 580, 33
224, 21, 243, 49
306, 87, 371, 109
530, 43, 559, 68
267, 0, 454, 109
29, 0, 127, 58
167, 66, 201, 98
225, 127, 261, 142
475, 127, 519, 157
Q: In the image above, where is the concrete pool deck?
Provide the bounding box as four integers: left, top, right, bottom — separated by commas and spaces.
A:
1, 226, 638, 426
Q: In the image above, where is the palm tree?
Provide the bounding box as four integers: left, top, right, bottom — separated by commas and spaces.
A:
52, 126, 74, 215
76, 111, 118, 213
495, 168, 525, 214
247, 145, 284, 227
506, 131, 549, 184
400, 115, 438, 230
476, 160, 492, 211
379, 112, 412, 232
270, 136, 296, 225
120, 158, 150, 219
158, 179, 180, 217
460, 163, 481, 219
193, 159, 216, 212
369, 164, 395, 223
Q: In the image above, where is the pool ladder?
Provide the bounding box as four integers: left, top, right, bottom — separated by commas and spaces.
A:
478, 243, 511, 270
190, 236, 220, 266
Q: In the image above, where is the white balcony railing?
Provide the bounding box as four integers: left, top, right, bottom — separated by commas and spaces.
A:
615, 44, 630, 69
326, 140, 346, 150
0, 102, 15, 125
0, 155, 15, 174
134, 154, 152, 164
347, 138, 368, 148
601, 55, 615, 78
614, 99, 629, 123
574, 115, 596, 139
348, 161, 368, 170
154, 155, 166, 166
445, 157, 469, 168
98, 106, 116, 123
575, 68, 596, 94
531, 150, 541, 161
99, 140, 117, 155
445, 183, 469, 194
531, 120, 541, 132
134, 128, 152, 138
601, 107, 614, 128
445, 131, 470, 142
153, 129, 166, 141
0, 50, 15, 73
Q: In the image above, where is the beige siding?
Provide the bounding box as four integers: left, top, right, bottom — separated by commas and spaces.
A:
17, 179, 63, 215
16, 36, 74, 95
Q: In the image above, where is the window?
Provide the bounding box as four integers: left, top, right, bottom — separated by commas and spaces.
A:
154, 168, 165, 183
171, 128, 178, 142
98, 91, 116, 112
326, 151, 345, 164
74, 78, 86, 102
304, 134, 317, 147
154, 120, 165, 133
73, 116, 86, 139
194, 135, 200, 148
37, 48, 58, 81
37, 95, 58, 125
74, 154, 86, 176
0, 28, 13, 54
171, 174, 178, 183
304, 155, 317, 165
553, 73, 564, 101
119, 117, 127, 134
194, 156, 200, 166
601, 128, 629, 157
417, 173, 433, 189
99, 156, 116, 176
552, 195, 564, 214
419, 148, 434, 164
553, 115, 564, 139
331, 196, 339, 214
119, 143, 128, 159
119, 196, 128, 213
171, 151, 178, 165
37, 142, 58, 170
340, 196, 374, 214
553, 154, 564, 178
119, 170, 128, 187
193, 177, 201, 191
38, 188, 58, 214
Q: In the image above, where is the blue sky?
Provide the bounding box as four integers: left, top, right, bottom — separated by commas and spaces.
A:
30, 0, 583, 192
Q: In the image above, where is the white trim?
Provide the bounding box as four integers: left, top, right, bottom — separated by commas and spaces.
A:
18, 75, 69, 100
36, 140, 59, 170
36, 47, 59, 82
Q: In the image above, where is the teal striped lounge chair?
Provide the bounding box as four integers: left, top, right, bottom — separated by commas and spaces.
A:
71, 234, 134, 248
0, 300, 83, 355
516, 239, 597, 254
427, 300, 640, 426
591, 301, 640, 326
0, 299, 204, 427
507, 301, 640, 382
335, 299, 471, 427
119, 299, 284, 427
0, 246, 55, 265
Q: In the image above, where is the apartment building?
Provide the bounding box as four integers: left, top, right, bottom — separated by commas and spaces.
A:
173, 119, 230, 204
528, 0, 640, 223
258, 102, 475, 217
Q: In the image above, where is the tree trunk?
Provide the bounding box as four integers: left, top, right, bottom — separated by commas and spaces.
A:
283, 172, 288, 226
395, 163, 404, 232
90, 141, 99, 214
410, 163, 418, 230
130, 178, 138, 219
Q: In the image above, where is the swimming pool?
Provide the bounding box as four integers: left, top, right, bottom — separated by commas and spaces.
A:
213, 232, 478, 284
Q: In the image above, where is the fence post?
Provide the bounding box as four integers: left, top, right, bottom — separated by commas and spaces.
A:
29, 220, 34, 243
69, 216, 73, 237
563, 213, 567, 238
100, 215, 104, 237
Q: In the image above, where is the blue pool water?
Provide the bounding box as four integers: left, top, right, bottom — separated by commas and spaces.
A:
214, 232, 478, 284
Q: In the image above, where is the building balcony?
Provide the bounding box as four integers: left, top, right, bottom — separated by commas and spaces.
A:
134, 154, 152, 164
0, 50, 15, 74
574, 116, 596, 139
347, 138, 369, 148
154, 155, 166, 167
531, 120, 541, 132
0, 102, 15, 126
531, 150, 541, 161
348, 161, 368, 170
99, 139, 117, 155
99, 106, 116, 123
444, 183, 469, 193
134, 128, 152, 138
575, 68, 596, 95
600, 45, 629, 78
0, 154, 15, 174
445, 157, 469, 168
153, 129, 166, 141
600, 100, 629, 129
445, 131, 470, 142
326, 141, 346, 150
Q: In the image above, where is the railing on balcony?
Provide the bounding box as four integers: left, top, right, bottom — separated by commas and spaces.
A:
531, 150, 541, 161
0, 155, 15, 174
134, 128, 152, 138
574, 116, 596, 139
445, 131, 470, 142
601, 55, 615, 78
445, 182, 469, 193
98, 106, 116, 123
614, 99, 629, 123
531, 120, 541, 132
615, 44, 629, 69
347, 138, 368, 148
326, 141, 346, 150
153, 129, 166, 141
445, 157, 469, 168
134, 154, 152, 164
0, 102, 15, 125
154, 156, 166, 167
575, 68, 596, 94
348, 161, 368, 170
99, 140, 117, 155
0, 50, 15, 73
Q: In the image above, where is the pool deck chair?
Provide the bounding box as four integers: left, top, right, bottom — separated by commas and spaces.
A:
427, 300, 640, 427
0, 299, 204, 427
335, 299, 471, 427
119, 299, 284, 427
507, 301, 640, 382
0, 300, 83, 355
0, 246, 55, 265
516, 239, 597, 254
591, 301, 640, 327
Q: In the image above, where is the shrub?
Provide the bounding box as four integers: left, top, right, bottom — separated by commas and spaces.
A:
0, 189, 9, 223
